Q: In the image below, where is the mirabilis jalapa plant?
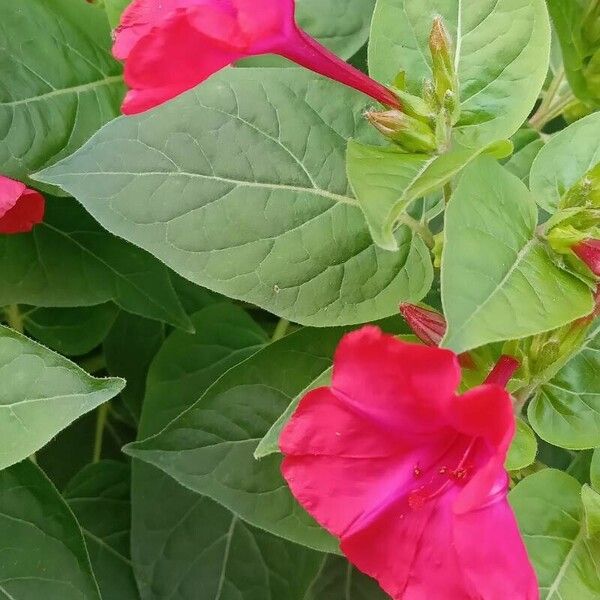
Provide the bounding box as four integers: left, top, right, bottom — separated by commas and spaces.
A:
4, 0, 600, 597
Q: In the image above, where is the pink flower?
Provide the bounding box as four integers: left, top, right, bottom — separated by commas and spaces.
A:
573, 239, 600, 276
0, 175, 45, 234
112, 0, 400, 114
280, 327, 537, 600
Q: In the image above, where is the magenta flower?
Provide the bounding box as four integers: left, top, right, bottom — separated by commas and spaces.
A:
112, 0, 400, 114
0, 175, 45, 235
280, 326, 537, 600
573, 239, 600, 276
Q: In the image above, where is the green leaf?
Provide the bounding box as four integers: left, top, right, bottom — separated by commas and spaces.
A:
127, 326, 353, 553
356, 0, 551, 248
241, 0, 376, 65
0, 325, 124, 470
511, 469, 600, 599
441, 158, 592, 354
0, 460, 101, 599
34, 69, 433, 327
64, 461, 139, 599
346, 139, 485, 250
504, 135, 545, 185
529, 331, 600, 450
0, 199, 192, 331
530, 112, 600, 212
103, 313, 165, 423
582, 484, 600, 539
103, 0, 131, 28
255, 368, 332, 459
23, 304, 119, 357
131, 303, 328, 598
546, 0, 598, 105
305, 555, 391, 599
0, 0, 124, 187
506, 419, 538, 472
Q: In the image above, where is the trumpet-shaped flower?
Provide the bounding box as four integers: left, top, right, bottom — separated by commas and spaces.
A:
112, 0, 400, 114
0, 176, 45, 234
280, 326, 537, 600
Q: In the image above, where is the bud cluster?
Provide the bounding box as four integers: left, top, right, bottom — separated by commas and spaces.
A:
365, 16, 460, 154
545, 163, 600, 278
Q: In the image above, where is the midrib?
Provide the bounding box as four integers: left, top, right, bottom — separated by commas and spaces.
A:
2, 74, 123, 107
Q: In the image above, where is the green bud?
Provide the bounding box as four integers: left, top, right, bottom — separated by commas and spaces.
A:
365, 109, 437, 153
546, 224, 587, 255
422, 80, 437, 110
429, 17, 458, 106
390, 87, 435, 122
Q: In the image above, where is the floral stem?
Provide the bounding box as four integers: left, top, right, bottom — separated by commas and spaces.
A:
4, 304, 23, 333
277, 27, 400, 109
271, 318, 290, 342
397, 214, 435, 248
92, 402, 110, 463
484, 355, 520, 388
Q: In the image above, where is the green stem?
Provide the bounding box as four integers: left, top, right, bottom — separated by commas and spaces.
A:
397, 214, 435, 248
4, 304, 24, 333
529, 79, 576, 131
271, 318, 290, 342
513, 386, 534, 414
92, 402, 110, 463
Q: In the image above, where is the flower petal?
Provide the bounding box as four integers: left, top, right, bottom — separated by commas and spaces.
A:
341, 491, 472, 600
0, 178, 44, 234
445, 385, 515, 452
331, 327, 461, 435
121, 8, 242, 114
0, 175, 26, 218
453, 497, 538, 600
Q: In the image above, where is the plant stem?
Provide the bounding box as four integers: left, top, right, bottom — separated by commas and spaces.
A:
529, 70, 576, 131
92, 402, 110, 463
397, 214, 435, 248
271, 318, 290, 342
513, 386, 534, 414
4, 304, 24, 333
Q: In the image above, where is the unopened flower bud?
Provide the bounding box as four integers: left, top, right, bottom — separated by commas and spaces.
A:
365, 110, 437, 153
573, 239, 600, 276
390, 88, 435, 122
399, 303, 446, 346
429, 17, 458, 105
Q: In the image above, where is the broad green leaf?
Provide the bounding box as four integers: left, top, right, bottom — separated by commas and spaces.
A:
104, 313, 165, 423
242, 0, 376, 65
511, 469, 600, 599
255, 368, 332, 459
127, 326, 352, 553
442, 158, 592, 354
0, 460, 101, 599
506, 419, 538, 472
529, 331, 600, 450
305, 556, 390, 599
0, 199, 192, 331
582, 484, 600, 538
132, 304, 327, 598
23, 304, 119, 357
346, 140, 484, 250
546, 0, 599, 105
34, 69, 433, 327
0, 325, 124, 470
104, 0, 131, 27
355, 0, 551, 248
0, 0, 124, 187
530, 112, 600, 212
64, 461, 139, 600
504, 136, 545, 185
